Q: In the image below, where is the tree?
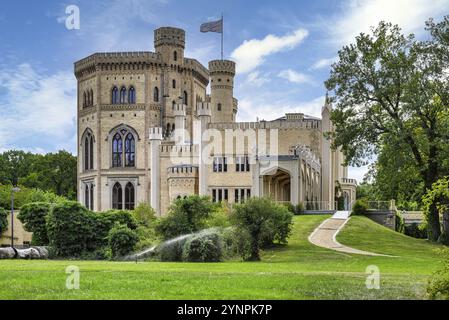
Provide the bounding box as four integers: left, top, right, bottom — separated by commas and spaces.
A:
423, 177, 449, 245
155, 195, 215, 240
0, 208, 7, 235
108, 224, 138, 258
17, 202, 51, 245
325, 17, 449, 241
231, 197, 293, 261
0, 150, 37, 186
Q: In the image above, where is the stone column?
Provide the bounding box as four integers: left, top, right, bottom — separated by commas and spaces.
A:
291, 162, 299, 206
197, 102, 211, 196
149, 127, 163, 216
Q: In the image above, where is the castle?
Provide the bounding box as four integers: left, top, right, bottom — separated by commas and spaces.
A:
75, 26, 356, 216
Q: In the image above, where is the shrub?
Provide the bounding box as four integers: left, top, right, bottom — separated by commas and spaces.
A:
221, 226, 251, 260
295, 203, 304, 215
404, 223, 427, 239
132, 203, 157, 227
427, 249, 449, 300
158, 234, 191, 262
156, 195, 214, 240
0, 184, 64, 210
108, 225, 139, 258
182, 229, 223, 262
17, 202, 51, 245
0, 207, 7, 234
205, 203, 231, 228
352, 199, 368, 215
231, 197, 293, 261
46, 201, 94, 257
395, 211, 405, 233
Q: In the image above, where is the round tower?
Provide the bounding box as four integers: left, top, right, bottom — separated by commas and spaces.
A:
209, 60, 236, 123
154, 27, 185, 65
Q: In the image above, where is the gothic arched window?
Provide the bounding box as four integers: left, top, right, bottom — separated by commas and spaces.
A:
124, 133, 135, 167
172, 123, 175, 132
165, 123, 171, 137
153, 87, 159, 102
112, 133, 122, 167
217, 103, 222, 111
83, 131, 94, 171
120, 86, 127, 104
90, 183, 94, 210
183, 91, 188, 106
84, 184, 89, 208
112, 86, 118, 104
84, 136, 89, 171
90, 89, 94, 106
172, 79, 176, 89
112, 182, 122, 209
83, 92, 87, 108
89, 134, 94, 169
172, 100, 176, 110
173, 51, 177, 61
128, 86, 136, 104
125, 182, 135, 210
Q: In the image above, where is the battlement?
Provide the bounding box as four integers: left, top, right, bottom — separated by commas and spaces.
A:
149, 127, 163, 140
209, 60, 236, 76
167, 165, 199, 176
154, 27, 185, 49
173, 104, 186, 117
196, 102, 212, 117
286, 113, 304, 121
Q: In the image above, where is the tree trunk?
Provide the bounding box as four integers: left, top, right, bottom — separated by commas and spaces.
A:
438, 208, 449, 246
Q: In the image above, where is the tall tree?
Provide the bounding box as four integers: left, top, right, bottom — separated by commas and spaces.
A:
325, 17, 449, 242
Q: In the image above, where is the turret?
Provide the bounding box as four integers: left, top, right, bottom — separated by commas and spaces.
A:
209, 60, 236, 123
154, 27, 185, 65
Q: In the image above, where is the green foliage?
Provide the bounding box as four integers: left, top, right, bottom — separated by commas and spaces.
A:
325, 17, 449, 241
0, 184, 65, 210
395, 212, 405, 233
132, 203, 157, 227
0, 150, 77, 200
422, 176, 449, 244
158, 234, 191, 262
427, 249, 449, 300
155, 195, 215, 240
46, 201, 95, 257
351, 199, 368, 216
108, 225, 139, 258
17, 202, 51, 245
404, 223, 428, 239
231, 197, 293, 261
182, 229, 223, 262
0, 208, 7, 235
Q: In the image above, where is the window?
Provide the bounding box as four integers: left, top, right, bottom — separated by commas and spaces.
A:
90, 89, 94, 106
153, 87, 159, 102
213, 157, 227, 172
120, 86, 127, 104
128, 86, 136, 104
112, 182, 122, 209
236, 156, 250, 172
84, 182, 94, 210
112, 133, 122, 167
172, 79, 176, 89
124, 133, 135, 167
172, 100, 176, 110
212, 188, 229, 203
183, 91, 188, 105
234, 188, 251, 203
173, 51, 177, 61
83, 92, 87, 108
111, 86, 119, 104
125, 182, 135, 210
84, 132, 94, 171
217, 103, 222, 111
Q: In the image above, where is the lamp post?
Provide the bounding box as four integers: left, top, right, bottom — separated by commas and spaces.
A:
10, 187, 20, 248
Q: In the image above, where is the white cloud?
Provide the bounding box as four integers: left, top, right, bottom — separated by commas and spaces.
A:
245, 71, 271, 87
310, 57, 337, 70
237, 96, 325, 122
278, 69, 312, 84
332, 0, 449, 45
0, 64, 77, 153
231, 28, 309, 74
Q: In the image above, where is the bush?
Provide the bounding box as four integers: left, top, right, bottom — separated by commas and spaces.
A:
156, 195, 214, 240
404, 223, 427, 239
0, 184, 64, 210
352, 199, 368, 215
295, 203, 304, 215
17, 202, 51, 245
205, 203, 231, 228
182, 229, 223, 262
221, 226, 251, 260
158, 234, 191, 262
395, 211, 405, 233
427, 249, 449, 300
132, 203, 157, 227
108, 225, 139, 258
46, 201, 95, 257
231, 197, 293, 261
0, 207, 7, 234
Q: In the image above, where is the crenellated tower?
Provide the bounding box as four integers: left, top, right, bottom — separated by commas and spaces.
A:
209, 60, 236, 123
154, 27, 185, 65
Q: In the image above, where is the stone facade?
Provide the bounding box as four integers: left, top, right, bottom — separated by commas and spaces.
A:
75, 26, 357, 216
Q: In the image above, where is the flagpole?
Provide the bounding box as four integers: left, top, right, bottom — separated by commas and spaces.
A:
221, 13, 224, 60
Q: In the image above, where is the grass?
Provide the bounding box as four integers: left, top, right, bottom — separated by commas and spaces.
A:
0, 215, 445, 299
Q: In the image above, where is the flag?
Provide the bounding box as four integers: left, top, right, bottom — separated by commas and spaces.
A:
200, 19, 223, 33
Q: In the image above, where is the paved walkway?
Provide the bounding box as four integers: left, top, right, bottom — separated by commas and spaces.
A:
308, 212, 393, 257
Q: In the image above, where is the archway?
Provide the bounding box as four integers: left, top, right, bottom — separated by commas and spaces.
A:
262, 168, 291, 203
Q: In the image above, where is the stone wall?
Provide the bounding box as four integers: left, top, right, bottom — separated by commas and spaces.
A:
0, 211, 33, 247
364, 211, 396, 230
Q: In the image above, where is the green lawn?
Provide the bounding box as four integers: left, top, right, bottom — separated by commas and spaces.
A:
0, 215, 445, 299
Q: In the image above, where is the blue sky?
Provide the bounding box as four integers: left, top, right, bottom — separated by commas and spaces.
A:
0, 0, 448, 181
